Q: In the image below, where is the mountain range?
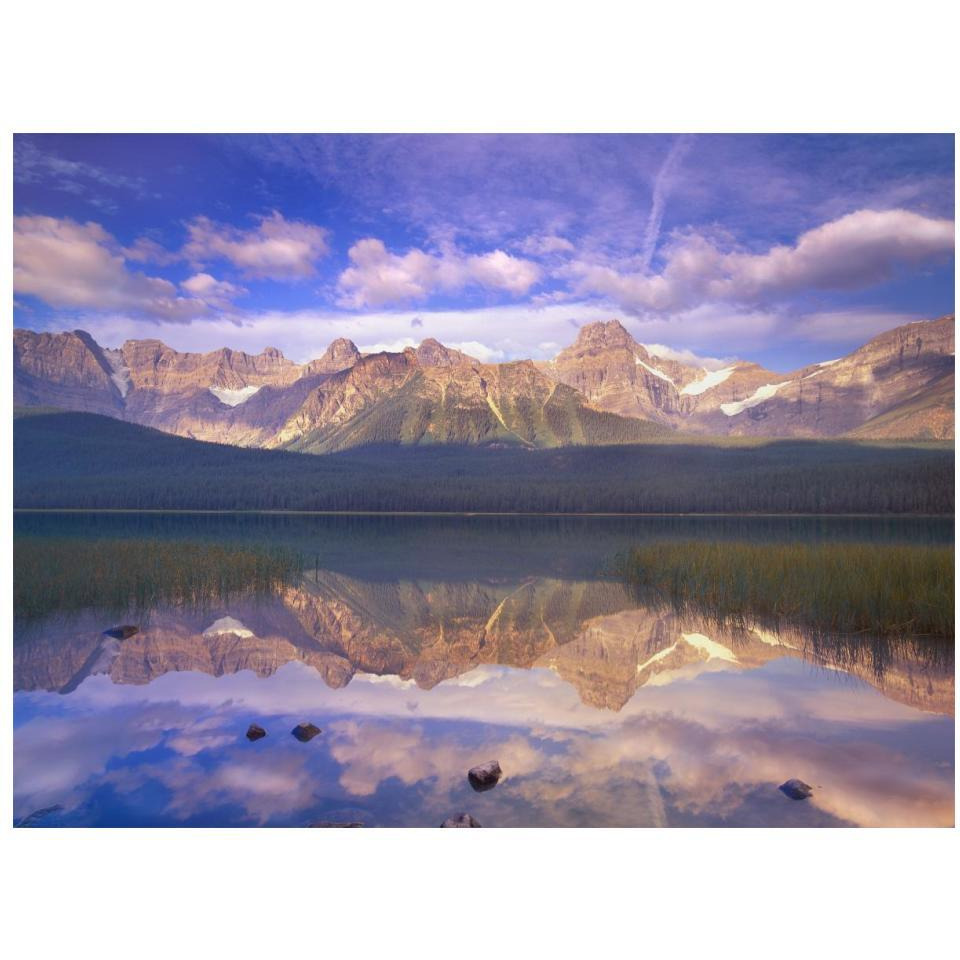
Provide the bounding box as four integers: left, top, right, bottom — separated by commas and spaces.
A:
14, 573, 953, 715
13, 315, 955, 450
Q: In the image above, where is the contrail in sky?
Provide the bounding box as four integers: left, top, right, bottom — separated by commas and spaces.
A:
640, 134, 696, 272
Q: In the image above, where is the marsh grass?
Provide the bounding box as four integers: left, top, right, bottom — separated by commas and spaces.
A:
615, 540, 954, 641
14, 537, 304, 623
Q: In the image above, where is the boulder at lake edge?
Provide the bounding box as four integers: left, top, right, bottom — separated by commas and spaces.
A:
441, 813, 482, 827
291, 722, 322, 742
779, 778, 814, 800
468, 760, 502, 792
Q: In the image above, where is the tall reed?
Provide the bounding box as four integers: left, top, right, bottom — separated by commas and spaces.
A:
14, 537, 304, 623
615, 541, 953, 640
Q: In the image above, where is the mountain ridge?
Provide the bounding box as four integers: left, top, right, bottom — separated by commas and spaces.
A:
13, 314, 954, 449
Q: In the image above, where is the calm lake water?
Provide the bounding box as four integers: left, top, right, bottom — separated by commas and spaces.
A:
13, 513, 955, 827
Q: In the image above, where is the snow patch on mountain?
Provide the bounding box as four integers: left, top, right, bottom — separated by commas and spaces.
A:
357, 673, 418, 689
210, 385, 261, 406
803, 358, 841, 380
636, 642, 679, 675
635, 355, 675, 385
202, 616, 255, 638
721, 381, 792, 416
89, 636, 122, 674
439, 665, 504, 687
102, 348, 131, 398
680, 366, 736, 396
751, 626, 796, 649
680, 633, 739, 662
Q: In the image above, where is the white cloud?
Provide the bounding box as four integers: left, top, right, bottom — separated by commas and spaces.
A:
64, 301, 616, 363
641, 343, 734, 371
356, 337, 418, 354
123, 236, 179, 265
519, 233, 576, 256
337, 238, 542, 307
566, 209, 955, 313
625, 303, 782, 354
14, 138, 146, 211
180, 272, 247, 309
789, 309, 924, 343
640, 134, 695, 271
183, 210, 329, 279
13, 215, 210, 321
446, 341, 505, 363
468, 249, 542, 293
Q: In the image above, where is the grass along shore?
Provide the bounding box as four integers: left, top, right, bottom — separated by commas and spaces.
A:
13, 538, 304, 623
615, 540, 954, 640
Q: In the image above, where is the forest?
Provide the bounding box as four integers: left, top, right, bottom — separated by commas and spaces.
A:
13, 410, 955, 515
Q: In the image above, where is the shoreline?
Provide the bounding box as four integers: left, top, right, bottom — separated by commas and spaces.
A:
12, 508, 955, 519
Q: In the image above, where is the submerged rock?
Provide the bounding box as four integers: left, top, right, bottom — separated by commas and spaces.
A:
308, 820, 363, 827
779, 778, 814, 800
291, 722, 322, 742
441, 813, 482, 827
468, 760, 502, 792
103, 625, 139, 640
246, 723, 267, 741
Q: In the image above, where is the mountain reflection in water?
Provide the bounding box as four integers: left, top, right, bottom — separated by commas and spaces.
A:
12, 514, 955, 828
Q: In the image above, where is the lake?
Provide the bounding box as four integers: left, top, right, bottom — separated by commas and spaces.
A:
12, 512, 955, 827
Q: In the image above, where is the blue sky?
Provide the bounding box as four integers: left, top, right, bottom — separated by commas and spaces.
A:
13, 133, 955, 370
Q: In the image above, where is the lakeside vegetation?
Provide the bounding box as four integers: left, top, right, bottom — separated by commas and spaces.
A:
14, 537, 303, 623
14, 411, 955, 515
615, 540, 954, 641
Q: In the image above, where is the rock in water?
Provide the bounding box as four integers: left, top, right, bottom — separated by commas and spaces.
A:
308, 820, 363, 827
468, 760, 502, 792
246, 723, 267, 741
441, 813, 482, 827
103, 624, 139, 640
291, 722, 321, 742
779, 778, 814, 800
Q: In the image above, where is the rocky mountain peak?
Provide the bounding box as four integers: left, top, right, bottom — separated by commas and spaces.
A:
303, 338, 361, 376
13, 327, 123, 415
414, 338, 472, 367
323, 338, 360, 363
572, 319, 637, 351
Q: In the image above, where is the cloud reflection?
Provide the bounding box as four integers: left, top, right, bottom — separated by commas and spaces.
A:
13, 656, 953, 827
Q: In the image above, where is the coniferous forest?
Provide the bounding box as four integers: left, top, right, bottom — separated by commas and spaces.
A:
14, 410, 953, 515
